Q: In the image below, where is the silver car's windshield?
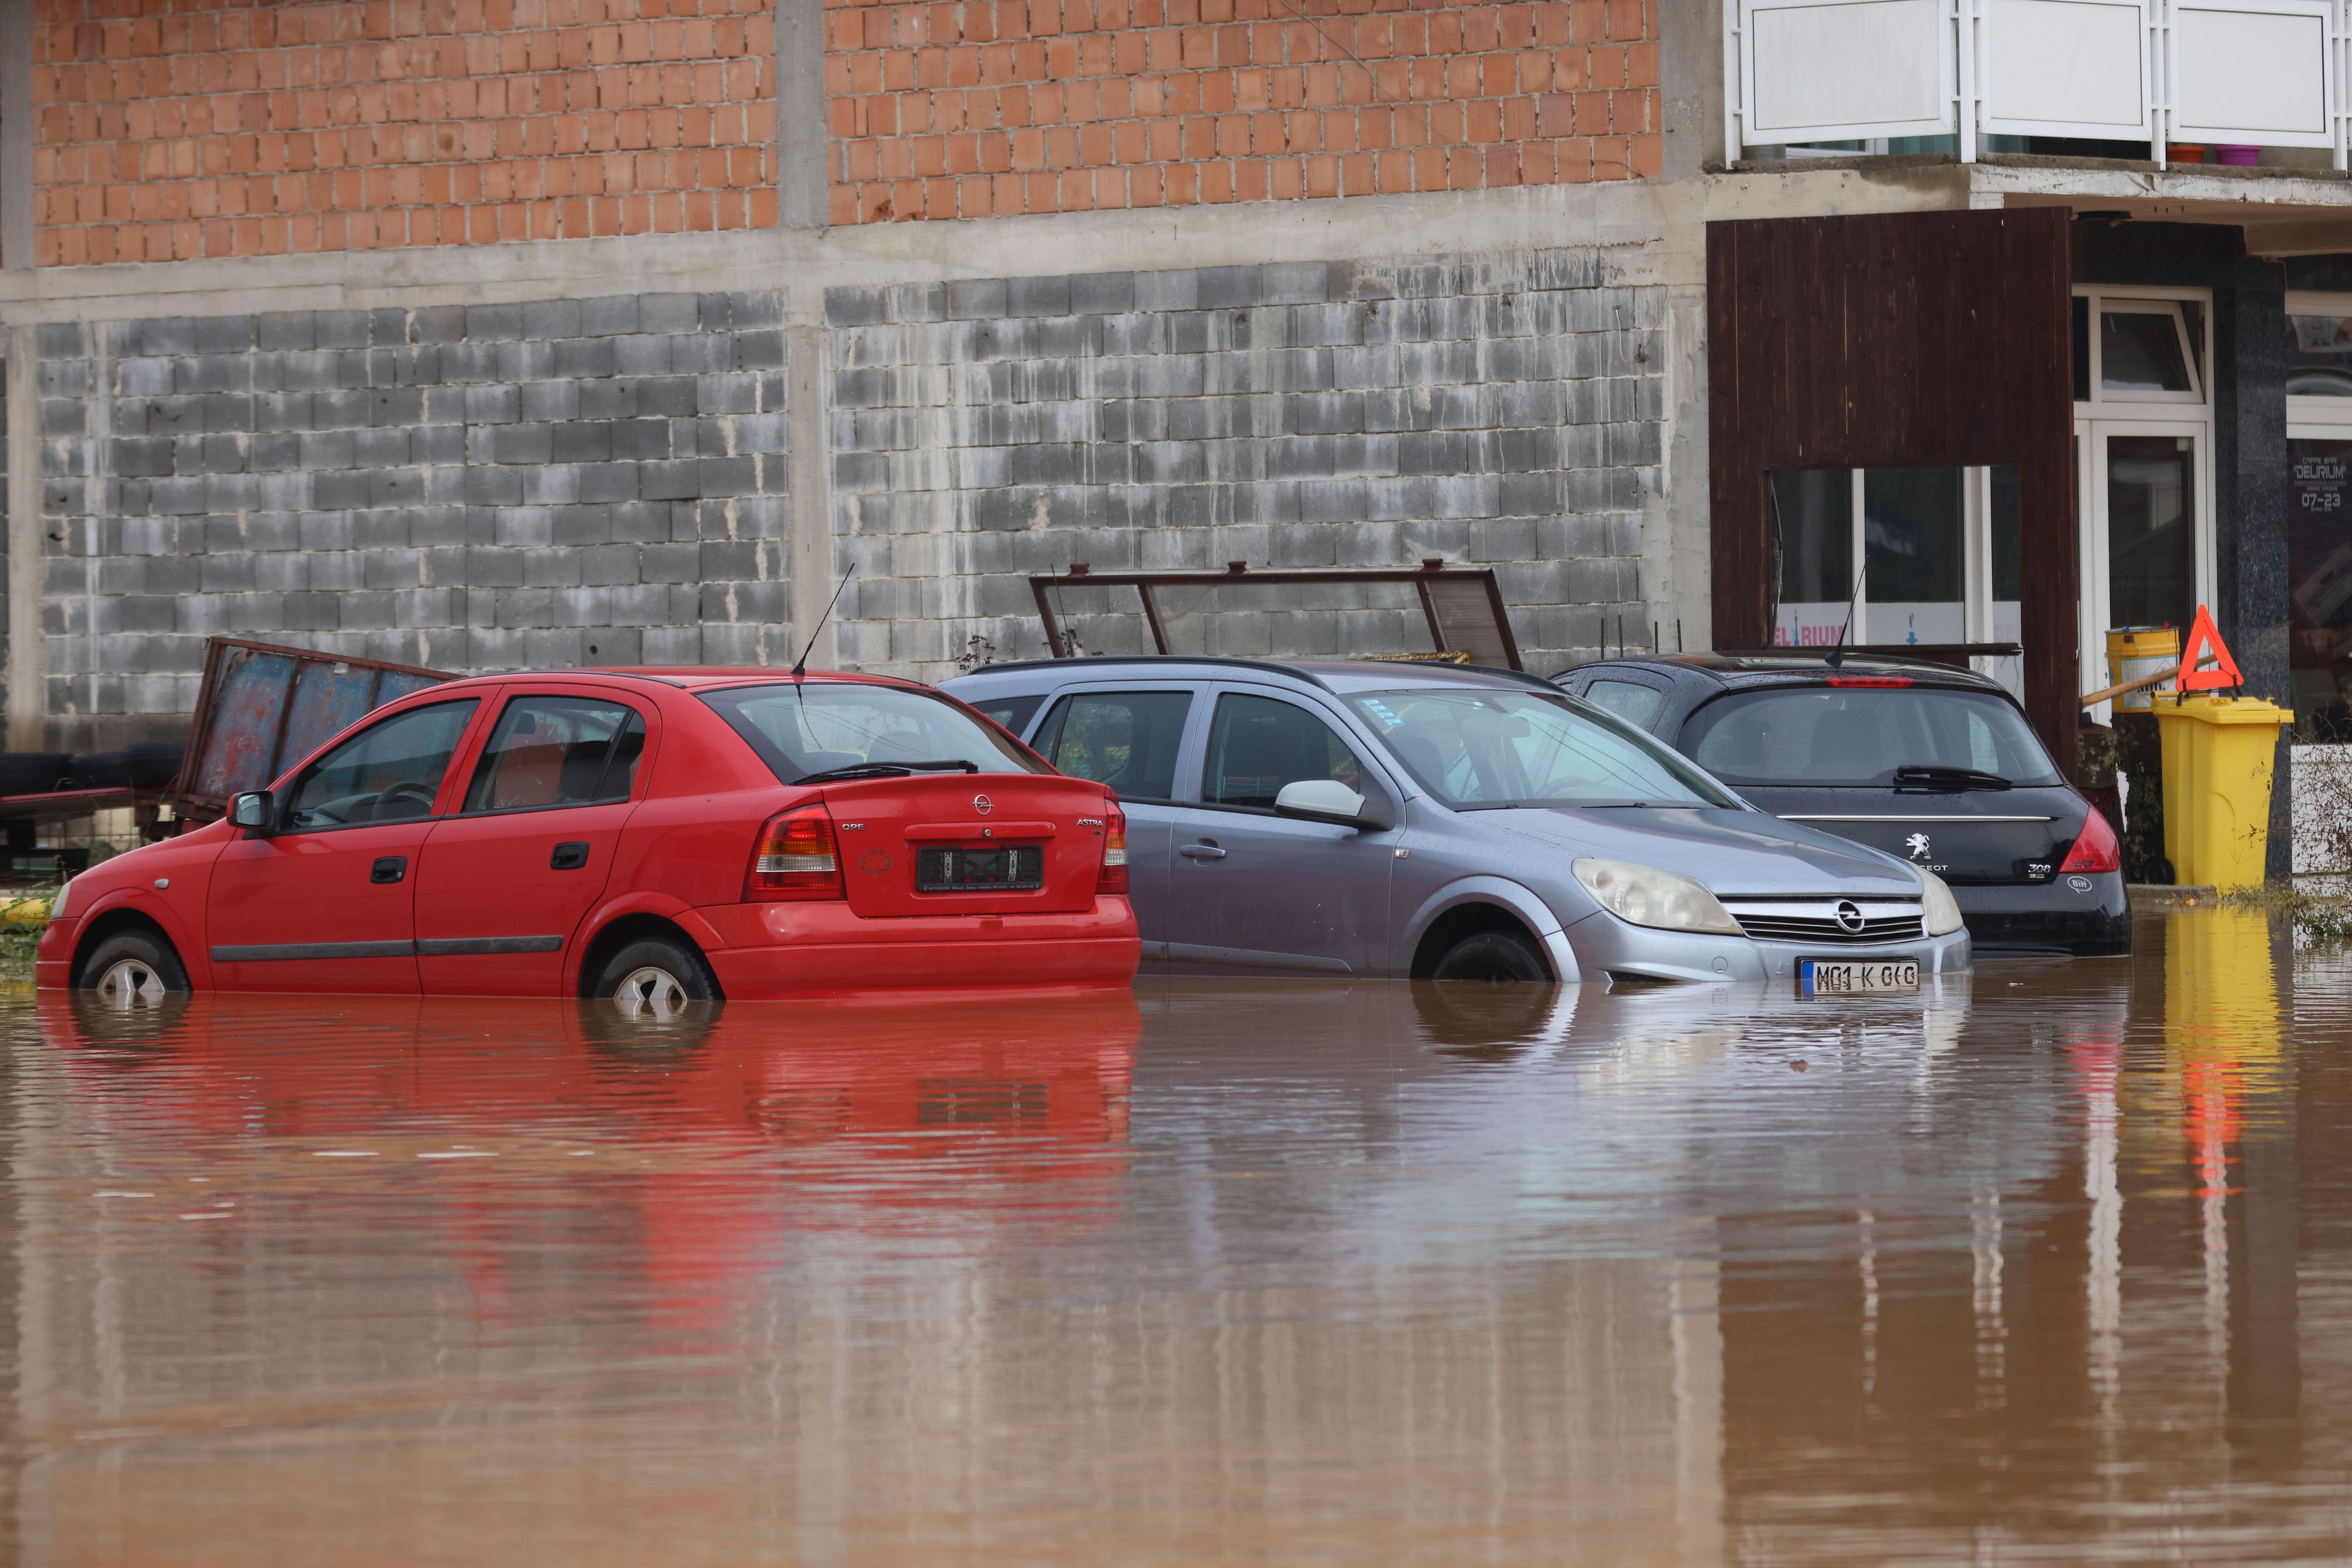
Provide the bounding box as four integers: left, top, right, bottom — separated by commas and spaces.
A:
1349, 689, 1738, 810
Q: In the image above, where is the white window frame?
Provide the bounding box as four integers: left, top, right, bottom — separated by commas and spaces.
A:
2073, 287, 2216, 718
2079, 289, 2206, 407
2286, 289, 2352, 432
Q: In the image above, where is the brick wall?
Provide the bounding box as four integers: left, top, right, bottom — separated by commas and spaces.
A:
34, 292, 793, 747
31, 0, 779, 265
824, 249, 1660, 676
825, 0, 1661, 224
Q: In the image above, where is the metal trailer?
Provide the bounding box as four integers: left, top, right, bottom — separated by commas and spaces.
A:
1028, 559, 1526, 671
172, 637, 454, 826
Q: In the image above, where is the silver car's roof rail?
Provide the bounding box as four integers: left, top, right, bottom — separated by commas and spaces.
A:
954, 655, 1340, 692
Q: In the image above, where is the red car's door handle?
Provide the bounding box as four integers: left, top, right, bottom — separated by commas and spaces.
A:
550, 842, 590, 871
371, 856, 407, 884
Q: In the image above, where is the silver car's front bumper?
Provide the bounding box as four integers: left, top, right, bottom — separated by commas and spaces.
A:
1561, 909, 1972, 984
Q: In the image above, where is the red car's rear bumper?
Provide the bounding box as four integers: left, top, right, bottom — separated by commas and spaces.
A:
696, 895, 1140, 998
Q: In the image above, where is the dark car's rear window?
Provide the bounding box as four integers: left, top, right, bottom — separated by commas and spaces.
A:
1683, 685, 2061, 787
701, 683, 1046, 784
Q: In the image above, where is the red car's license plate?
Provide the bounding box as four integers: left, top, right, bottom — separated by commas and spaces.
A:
916, 845, 1044, 892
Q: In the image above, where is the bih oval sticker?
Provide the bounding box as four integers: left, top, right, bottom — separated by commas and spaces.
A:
859, 850, 894, 876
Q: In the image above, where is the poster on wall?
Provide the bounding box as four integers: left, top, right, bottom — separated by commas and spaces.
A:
2290, 439, 2352, 631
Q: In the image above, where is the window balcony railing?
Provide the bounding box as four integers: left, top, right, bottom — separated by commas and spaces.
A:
1724, 0, 2351, 168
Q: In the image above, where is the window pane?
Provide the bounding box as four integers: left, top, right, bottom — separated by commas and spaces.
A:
464, 696, 639, 813
2072, 296, 2090, 402
2288, 314, 2352, 398
2290, 437, 2352, 739
1585, 679, 1667, 729
284, 700, 480, 829
1042, 692, 1193, 801
2101, 309, 2193, 393
1770, 468, 1853, 647
701, 684, 1045, 783
1684, 688, 2060, 787
2108, 435, 2196, 630
1203, 695, 1368, 809
1989, 464, 2022, 603
970, 694, 1044, 736
1865, 466, 1965, 643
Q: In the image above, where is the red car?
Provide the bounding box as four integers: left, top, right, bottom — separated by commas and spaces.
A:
40, 669, 1139, 1003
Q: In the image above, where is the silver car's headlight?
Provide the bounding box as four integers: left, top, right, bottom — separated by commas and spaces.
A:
1572, 858, 1741, 935
1919, 869, 1965, 937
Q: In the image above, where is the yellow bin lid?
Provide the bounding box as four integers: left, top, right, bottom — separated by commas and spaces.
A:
2150, 693, 2294, 725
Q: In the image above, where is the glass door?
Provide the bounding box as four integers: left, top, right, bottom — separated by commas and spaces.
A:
2076, 422, 2211, 720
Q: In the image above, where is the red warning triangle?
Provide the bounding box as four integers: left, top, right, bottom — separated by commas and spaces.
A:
2176, 604, 2241, 692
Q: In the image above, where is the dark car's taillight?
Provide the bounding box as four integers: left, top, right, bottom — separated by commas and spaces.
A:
2059, 805, 2121, 875
1096, 803, 1129, 895
747, 804, 843, 901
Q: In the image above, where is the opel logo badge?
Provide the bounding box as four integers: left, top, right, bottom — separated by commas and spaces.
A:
973, 793, 993, 815
1834, 900, 1866, 934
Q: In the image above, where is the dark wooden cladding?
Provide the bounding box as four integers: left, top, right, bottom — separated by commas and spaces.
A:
1706, 209, 2078, 778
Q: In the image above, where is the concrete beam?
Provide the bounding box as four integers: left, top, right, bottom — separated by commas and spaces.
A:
0, 0, 32, 274
0, 168, 1985, 325
785, 318, 835, 672
775, 0, 828, 231
4, 330, 38, 748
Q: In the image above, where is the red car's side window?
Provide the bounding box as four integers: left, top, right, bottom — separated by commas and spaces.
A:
281, 699, 482, 831
461, 696, 647, 815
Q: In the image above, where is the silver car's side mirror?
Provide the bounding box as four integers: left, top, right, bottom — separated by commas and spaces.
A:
229, 791, 274, 834
1275, 778, 1392, 831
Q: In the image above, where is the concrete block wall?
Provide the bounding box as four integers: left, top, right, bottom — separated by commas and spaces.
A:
34, 290, 793, 747
826, 246, 1661, 678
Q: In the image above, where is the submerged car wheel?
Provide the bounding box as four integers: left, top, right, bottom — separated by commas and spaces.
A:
593, 936, 719, 1017
1430, 929, 1550, 983
77, 929, 189, 1008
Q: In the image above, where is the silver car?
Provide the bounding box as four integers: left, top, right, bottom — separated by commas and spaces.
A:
942, 658, 1971, 987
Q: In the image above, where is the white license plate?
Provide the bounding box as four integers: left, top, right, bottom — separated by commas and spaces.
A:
1800, 959, 1920, 995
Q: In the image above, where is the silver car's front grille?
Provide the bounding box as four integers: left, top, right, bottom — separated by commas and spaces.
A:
1722, 900, 1926, 946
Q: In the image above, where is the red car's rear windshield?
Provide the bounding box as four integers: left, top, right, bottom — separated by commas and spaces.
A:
701, 683, 1046, 785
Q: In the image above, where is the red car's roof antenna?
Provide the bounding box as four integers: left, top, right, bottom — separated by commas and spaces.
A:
791, 564, 856, 679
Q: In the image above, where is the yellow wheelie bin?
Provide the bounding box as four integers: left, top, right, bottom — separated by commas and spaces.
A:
2150, 693, 2295, 890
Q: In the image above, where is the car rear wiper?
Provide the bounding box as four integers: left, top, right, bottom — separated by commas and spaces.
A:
1893, 764, 2013, 792
793, 760, 981, 785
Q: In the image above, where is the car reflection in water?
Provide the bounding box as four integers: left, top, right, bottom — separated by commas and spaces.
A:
43, 989, 1142, 1339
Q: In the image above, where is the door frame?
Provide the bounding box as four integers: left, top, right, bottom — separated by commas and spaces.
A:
2074, 417, 2216, 720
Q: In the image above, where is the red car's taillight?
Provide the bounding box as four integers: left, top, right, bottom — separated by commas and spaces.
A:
747, 804, 843, 901
1096, 803, 1129, 895
2059, 805, 2121, 875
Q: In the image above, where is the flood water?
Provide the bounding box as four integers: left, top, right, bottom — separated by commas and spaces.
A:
3, 905, 2348, 1563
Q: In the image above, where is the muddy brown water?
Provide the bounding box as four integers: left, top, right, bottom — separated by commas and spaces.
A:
1, 906, 2346, 1563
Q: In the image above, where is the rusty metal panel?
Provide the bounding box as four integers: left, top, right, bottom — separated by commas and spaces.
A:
190, 649, 300, 802
176, 638, 454, 821
281, 663, 392, 769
